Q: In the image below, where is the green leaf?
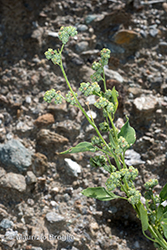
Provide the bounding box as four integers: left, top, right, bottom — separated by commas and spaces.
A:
160, 218, 167, 239
60, 142, 96, 154
111, 87, 118, 113
109, 132, 116, 149
118, 117, 136, 148
138, 202, 149, 232
82, 187, 120, 201
160, 183, 167, 201
157, 205, 164, 220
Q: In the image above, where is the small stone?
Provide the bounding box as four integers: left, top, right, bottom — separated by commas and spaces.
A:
125, 149, 145, 166
25, 96, 31, 104
34, 113, 55, 127
90, 222, 99, 231
0, 172, 26, 192
85, 14, 97, 24
113, 30, 140, 45
32, 152, 48, 176
134, 240, 140, 248
0, 139, 32, 172
36, 129, 68, 147
77, 24, 88, 32
26, 171, 37, 185
86, 110, 97, 119
45, 211, 65, 224
104, 67, 124, 83
133, 95, 158, 113
0, 219, 14, 229
75, 41, 89, 53
64, 158, 82, 177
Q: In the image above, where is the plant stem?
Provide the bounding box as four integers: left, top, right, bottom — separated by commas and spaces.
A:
59, 58, 113, 157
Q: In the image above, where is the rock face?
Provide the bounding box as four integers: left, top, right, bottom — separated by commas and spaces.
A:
0, 139, 32, 172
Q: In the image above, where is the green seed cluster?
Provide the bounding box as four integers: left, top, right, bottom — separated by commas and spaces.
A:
91, 48, 111, 82
106, 171, 122, 191
99, 122, 109, 132
94, 97, 114, 113
90, 155, 107, 168
128, 188, 141, 205
144, 179, 158, 190
45, 49, 61, 65
58, 26, 77, 44
118, 136, 129, 152
100, 48, 111, 66
66, 91, 78, 105
106, 166, 139, 193
91, 136, 103, 147
44, 89, 63, 104
79, 82, 101, 96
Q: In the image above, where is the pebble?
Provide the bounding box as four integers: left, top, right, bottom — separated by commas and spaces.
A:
0, 171, 27, 192
104, 67, 124, 83
34, 113, 55, 127
0, 139, 32, 172
0, 219, 14, 229
26, 171, 37, 185
75, 41, 89, 53
133, 95, 158, 113
113, 30, 140, 45
64, 158, 82, 177
45, 211, 65, 224
125, 149, 145, 166
77, 24, 88, 32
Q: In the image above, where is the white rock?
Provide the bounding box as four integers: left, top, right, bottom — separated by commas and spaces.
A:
64, 158, 82, 177
86, 110, 97, 119
104, 67, 124, 83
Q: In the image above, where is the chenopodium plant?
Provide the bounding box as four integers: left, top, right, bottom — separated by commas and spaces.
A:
44, 26, 167, 249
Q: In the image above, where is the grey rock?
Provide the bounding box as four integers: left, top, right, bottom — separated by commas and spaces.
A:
85, 14, 97, 24
0, 139, 32, 172
26, 171, 37, 185
125, 149, 145, 166
105, 42, 125, 54
5, 229, 18, 240
45, 212, 65, 224
104, 67, 124, 83
0, 172, 26, 192
77, 24, 88, 32
64, 158, 82, 177
0, 218, 14, 229
75, 41, 89, 53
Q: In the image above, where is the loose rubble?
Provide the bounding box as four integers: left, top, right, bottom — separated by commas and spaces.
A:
0, 0, 167, 249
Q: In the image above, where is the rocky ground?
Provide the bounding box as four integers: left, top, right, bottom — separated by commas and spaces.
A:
0, 0, 167, 249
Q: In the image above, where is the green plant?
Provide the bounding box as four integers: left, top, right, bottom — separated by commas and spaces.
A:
44, 26, 167, 249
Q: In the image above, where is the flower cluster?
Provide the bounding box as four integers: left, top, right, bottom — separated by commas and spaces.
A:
45, 49, 61, 65
90, 48, 111, 82
44, 89, 63, 104
106, 166, 139, 192
99, 122, 109, 132
100, 48, 111, 66
91, 62, 103, 82
94, 97, 115, 113
106, 171, 122, 191
91, 136, 103, 147
90, 155, 107, 168
79, 82, 101, 96
144, 179, 158, 190
66, 91, 78, 105
58, 26, 77, 44
118, 136, 129, 152
128, 188, 141, 205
